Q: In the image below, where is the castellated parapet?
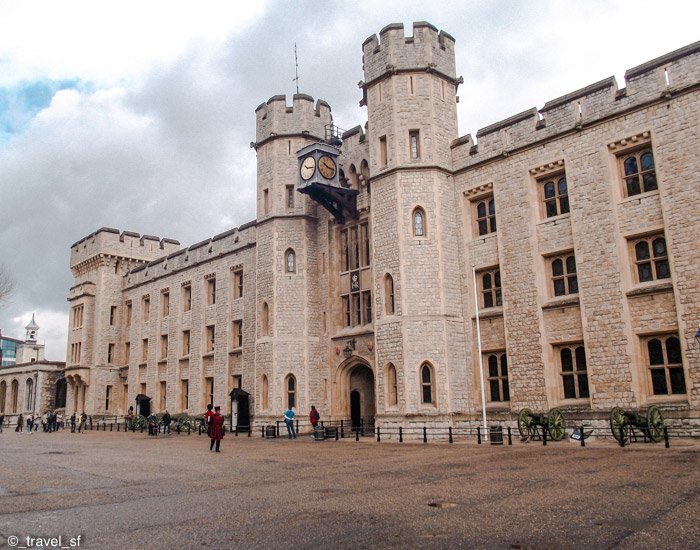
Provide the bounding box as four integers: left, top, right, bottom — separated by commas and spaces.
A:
452, 40, 700, 170
254, 94, 332, 145
361, 22, 457, 85
70, 227, 181, 275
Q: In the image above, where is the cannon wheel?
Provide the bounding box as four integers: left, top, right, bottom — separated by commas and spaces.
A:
517, 408, 535, 439
610, 407, 628, 444
547, 408, 566, 441
646, 405, 664, 443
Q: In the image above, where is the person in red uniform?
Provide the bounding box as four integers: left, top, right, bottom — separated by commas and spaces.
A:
204, 404, 214, 436
209, 406, 224, 452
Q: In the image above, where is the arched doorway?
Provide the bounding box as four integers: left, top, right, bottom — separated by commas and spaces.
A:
334, 359, 375, 429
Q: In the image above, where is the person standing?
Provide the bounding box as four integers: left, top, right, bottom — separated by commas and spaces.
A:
26, 413, 33, 434
284, 407, 297, 439
208, 406, 224, 452
70, 413, 76, 433
162, 410, 171, 434
204, 404, 214, 436
309, 405, 320, 430
0, 413, 4, 433
16, 414, 24, 434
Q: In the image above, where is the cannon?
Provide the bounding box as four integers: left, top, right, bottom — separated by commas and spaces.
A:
517, 408, 566, 441
609, 405, 664, 444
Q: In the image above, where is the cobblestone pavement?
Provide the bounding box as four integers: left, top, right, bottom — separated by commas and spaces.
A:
0, 429, 698, 549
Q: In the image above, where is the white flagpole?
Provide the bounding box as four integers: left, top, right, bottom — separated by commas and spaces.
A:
472, 264, 488, 440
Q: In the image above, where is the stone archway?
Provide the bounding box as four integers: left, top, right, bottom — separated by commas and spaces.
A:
333, 358, 375, 426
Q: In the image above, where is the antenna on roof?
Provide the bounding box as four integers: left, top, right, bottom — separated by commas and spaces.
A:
293, 43, 300, 94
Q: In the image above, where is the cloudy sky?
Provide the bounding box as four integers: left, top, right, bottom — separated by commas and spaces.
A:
0, 0, 697, 359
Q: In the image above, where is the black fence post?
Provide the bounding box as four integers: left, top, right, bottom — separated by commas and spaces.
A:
448, 427, 453, 444
377, 427, 381, 442
248, 427, 251, 437
423, 426, 427, 443
187, 424, 191, 435
399, 427, 403, 443
355, 427, 360, 442
542, 425, 547, 446
335, 428, 339, 441
664, 426, 670, 448
340, 420, 345, 439
361, 418, 365, 437
580, 425, 585, 447
507, 426, 512, 445
477, 426, 481, 444
619, 426, 625, 447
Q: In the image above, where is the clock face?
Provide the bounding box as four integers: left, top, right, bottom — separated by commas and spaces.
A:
318, 155, 337, 179
300, 156, 316, 180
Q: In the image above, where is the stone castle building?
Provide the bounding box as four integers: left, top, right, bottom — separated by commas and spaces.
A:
64, 22, 699, 432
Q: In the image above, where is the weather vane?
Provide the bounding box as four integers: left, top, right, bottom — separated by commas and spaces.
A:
293, 43, 300, 94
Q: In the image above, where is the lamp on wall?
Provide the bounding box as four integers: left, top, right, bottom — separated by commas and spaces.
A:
695, 324, 700, 347
343, 338, 357, 359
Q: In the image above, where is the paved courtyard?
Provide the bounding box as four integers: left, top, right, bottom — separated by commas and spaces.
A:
0, 429, 698, 549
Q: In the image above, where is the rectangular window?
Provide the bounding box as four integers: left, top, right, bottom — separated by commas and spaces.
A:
206, 277, 216, 305
72, 305, 84, 329
107, 343, 115, 364
486, 353, 510, 402
558, 344, 589, 399
205, 325, 215, 353
645, 335, 686, 395
349, 226, 359, 270
286, 185, 295, 209
475, 197, 497, 236
160, 334, 168, 360
341, 230, 349, 272
141, 339, 149, 363
160, 381, 167, 410
619, 148, 657, 197
631, 234, 670, 283
549, 254, 578, 297
205, 377, 214, 407
109, 306, 117, 326
263, 189, 269, 214
182, 284, 192, 312
125, 302, 132, 327
352, 294, 361, 327
181, 379, 189, 410
142, 296, 150, 323
362, 291, 372, 324
409, 130, 420, 159
182, 330, 190, 356
125, 342, 130, 364
161, 291, 170, 317
105, 385, 112, 411
379, 136, 387, 167
360, 223, 370, 267
233, 270, 244, 299
232, 320, 243, 349
342, 296, 351, 327
540, 174, 569, 218
479, 268, 502, 309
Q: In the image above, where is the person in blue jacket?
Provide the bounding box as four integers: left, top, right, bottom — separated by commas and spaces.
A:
284, 407, 296, 439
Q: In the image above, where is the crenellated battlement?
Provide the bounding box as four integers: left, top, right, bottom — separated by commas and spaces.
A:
254, 93, 332, 146
122, 221, 256, 289
70, 227, 181, 271
452, 40, 700, 170
361, 21, 457, 86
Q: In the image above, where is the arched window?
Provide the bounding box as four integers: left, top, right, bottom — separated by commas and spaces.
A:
412, 208, 426, 237
634, 236, 669, 283
261, 375, 269, 411
387, 364, 398, 406
360, 160, 370, 193
647, 336, 686, 395
384, 274, 395, 315
623, 149, 657, 196
25, 378, 34, 411
420, 363, 434, 404
285, 374, 296, 409
261, 302, 270, 336
0, 381, 6, 413
11, 379, 19, 413
285, 249, 296, 273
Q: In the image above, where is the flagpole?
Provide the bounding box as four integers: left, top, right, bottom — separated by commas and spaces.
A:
472, 264, 488, 440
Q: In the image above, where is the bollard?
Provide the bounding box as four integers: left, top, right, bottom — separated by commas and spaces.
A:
580, 425, 586, 447
664, 426, 670, 448
110, 423, 113, 432
355, 427, 360, 442
449, 427, 453, 444
248, 427, 251, 437
261, 426, 265, 438
377, 427, 381, 442
399, 427, 403, 443
340, 420, 345, 439
335, 428, 339, 441
507, 426, 512, 446
477, 426, 482, 444
542, 425, 547, 446
198, 425, 202, 436
423, 426, 427, 443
